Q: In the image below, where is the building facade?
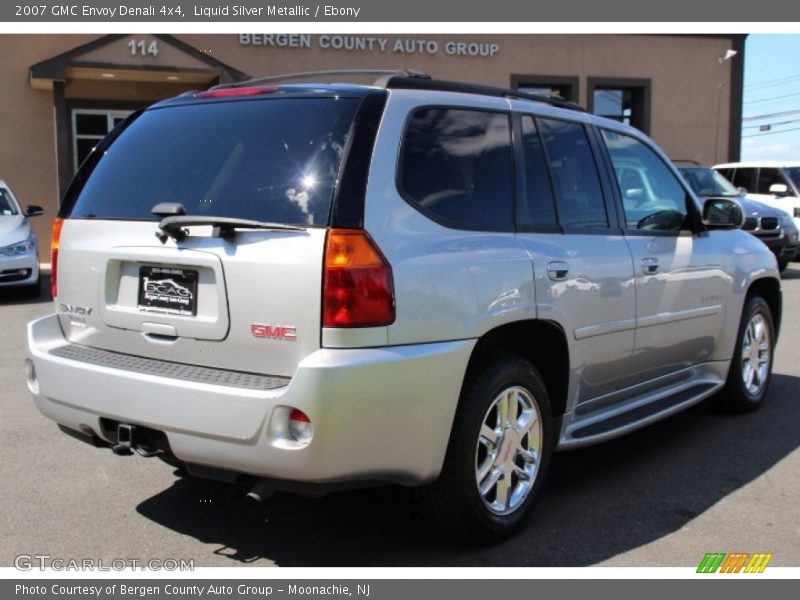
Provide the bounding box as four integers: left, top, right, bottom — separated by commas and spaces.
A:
0, 33, 745, 260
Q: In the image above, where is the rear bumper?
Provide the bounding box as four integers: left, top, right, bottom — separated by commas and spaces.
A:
26, 314, 473, 486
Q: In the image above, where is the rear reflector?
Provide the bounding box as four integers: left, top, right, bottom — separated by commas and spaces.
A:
288, 409, 313, 444
194, 85, 279, 99
50, 218, 63, 298
323, 229, 395, 328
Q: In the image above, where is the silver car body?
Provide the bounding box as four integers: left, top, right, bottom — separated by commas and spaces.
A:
27, 84, 781, 487
0, 180, 39, 289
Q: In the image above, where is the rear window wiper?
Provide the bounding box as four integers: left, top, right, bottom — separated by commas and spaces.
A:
152, 204, 306, 243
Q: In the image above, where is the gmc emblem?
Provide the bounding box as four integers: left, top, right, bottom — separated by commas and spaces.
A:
251, 323, 297, 341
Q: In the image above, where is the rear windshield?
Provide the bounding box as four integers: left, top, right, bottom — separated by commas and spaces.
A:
65, 97, 360, 226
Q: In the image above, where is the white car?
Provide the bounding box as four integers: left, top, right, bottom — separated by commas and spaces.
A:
713, 161, 800, 228
0, 180, 44, 295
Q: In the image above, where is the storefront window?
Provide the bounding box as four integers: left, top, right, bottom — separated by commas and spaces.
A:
588, 78, 651, 134
72, 109, 132, 171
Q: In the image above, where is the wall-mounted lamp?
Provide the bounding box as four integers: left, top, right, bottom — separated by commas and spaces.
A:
718, 49, 738, 64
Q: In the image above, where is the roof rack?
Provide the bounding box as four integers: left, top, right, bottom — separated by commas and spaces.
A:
382, 75, 586, 112
208, 68, 585, 112
209, 69, 431, 90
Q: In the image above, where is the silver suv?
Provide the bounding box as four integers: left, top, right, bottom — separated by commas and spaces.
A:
26, 72, 781, 541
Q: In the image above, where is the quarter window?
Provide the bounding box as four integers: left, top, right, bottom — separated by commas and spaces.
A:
539, 118, 608, 229
399, 108, 514, 230
602, 129, 689, 232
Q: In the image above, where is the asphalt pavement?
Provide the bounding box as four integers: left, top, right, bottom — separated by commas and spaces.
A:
1, 269, 798, 567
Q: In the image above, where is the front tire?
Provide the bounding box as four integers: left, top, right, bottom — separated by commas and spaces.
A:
414, 354, 555, 543
718, 295, 775, 413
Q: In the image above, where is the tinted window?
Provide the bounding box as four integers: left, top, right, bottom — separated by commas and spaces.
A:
602, 130, 689, 231
757, 168, 786, 194
520, 116, 557, 228
399, 108, 513, 229
731, 168, 755, 192
716, 167, 734, 181
67, 98, 360, 226
539, 118, 607, 229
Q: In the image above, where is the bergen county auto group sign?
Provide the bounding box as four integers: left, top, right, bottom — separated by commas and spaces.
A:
239, 34, 501, 57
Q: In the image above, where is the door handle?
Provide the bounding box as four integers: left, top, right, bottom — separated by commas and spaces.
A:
547, 261, 570, 281
642, 257, 659, 274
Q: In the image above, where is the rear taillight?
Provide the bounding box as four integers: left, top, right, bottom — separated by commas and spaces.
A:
323, 229, 395, 328
194, 85, 279, 99
50, 218, 63, 298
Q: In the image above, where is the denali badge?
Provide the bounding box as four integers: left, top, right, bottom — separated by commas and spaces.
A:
59, 304, 93, 316
251, 324, 297, 341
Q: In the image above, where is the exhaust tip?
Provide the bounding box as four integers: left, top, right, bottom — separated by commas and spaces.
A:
246, 480, 275, 502
25, 359, 39, 395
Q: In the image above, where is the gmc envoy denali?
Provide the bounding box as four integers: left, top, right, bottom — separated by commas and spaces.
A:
26, 71, 781, 541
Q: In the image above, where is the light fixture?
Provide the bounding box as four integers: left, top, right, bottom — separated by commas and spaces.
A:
166, 75, 179, 81
718, 49, 738, 64
100, 72, 115, 78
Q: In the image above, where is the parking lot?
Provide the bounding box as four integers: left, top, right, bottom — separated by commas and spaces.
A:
1, 269, 799, 568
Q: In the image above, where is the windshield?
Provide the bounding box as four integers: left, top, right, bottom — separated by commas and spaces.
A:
786, 167, 800, 191
65, 97, 361, 226
679, 167, 740, 197
0, 188, 20, 216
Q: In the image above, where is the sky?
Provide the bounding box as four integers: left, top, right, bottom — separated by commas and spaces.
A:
741, 34, 800, 161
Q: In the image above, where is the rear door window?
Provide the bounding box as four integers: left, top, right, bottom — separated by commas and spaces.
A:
398, 108, 514, 230
65, 97, 361, 226
538, 118, 608, 229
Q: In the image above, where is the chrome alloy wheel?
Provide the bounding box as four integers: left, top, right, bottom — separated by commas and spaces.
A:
741, 313, 771, 396
475, 385, 543, 516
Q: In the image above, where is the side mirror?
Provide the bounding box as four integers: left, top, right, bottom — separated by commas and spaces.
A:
25, 205, 45, 217
769, 183, 789, 196
703, 197, 745, 230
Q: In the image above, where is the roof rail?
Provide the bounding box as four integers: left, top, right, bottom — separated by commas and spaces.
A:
209, 69, 431, 90
382, 75, 586, 112
206, 69, 585, 112
672, 159, 701, 166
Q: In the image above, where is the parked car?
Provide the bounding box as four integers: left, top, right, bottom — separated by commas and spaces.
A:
26, 72, 781, 542
713, 161, 800, 228
0, 180, 44, 295
678, 165, 798, 272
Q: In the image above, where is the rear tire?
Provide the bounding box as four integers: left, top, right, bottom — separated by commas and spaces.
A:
414, 354, 555, 543
717, 295, 775, 413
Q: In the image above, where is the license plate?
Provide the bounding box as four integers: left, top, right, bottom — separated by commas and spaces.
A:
137, 266, 198, 316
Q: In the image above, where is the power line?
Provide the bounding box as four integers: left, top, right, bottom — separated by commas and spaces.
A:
742, 125, 800, 138
745, 74, 800, 90
742, 118, 800, 130
744, 92, 800, 105
743, 108, 800, 121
